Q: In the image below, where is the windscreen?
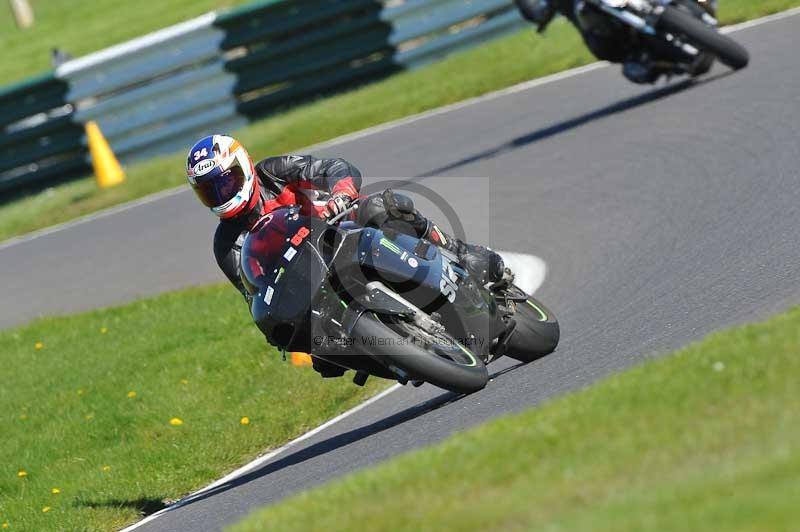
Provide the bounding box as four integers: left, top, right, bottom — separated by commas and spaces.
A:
240, 210, 292, 295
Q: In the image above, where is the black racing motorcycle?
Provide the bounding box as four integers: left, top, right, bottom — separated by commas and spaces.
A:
538, 0, 749, 77
239, 203, 560, 394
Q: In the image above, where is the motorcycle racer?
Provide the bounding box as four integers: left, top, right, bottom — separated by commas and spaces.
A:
186, 135, 508, 374
514, 0, 717, 83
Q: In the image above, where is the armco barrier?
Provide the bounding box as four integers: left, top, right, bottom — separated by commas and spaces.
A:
0, 74, 88, 194
215, 0, 401, 118
0, 0, 526, 198
58, 13, 247, 164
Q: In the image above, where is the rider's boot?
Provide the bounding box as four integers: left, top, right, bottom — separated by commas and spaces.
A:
622, 52, 662, 84
622, 61, 661, 84
424, 223, 506, 285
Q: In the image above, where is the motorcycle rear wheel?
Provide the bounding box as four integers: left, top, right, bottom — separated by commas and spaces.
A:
351, 312, 489, 394
502, 287, 560, 363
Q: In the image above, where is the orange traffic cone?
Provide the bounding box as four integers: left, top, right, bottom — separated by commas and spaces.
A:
86, 120, 125, 188
291, 352, 313, 367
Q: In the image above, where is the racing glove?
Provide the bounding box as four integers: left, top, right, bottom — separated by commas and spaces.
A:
325, 193, 353, 219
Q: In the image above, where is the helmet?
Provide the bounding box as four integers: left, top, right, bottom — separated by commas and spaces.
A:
186, 134, 258, 219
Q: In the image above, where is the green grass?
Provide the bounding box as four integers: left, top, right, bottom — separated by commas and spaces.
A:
0, 284, 387, 531
0, 0, 248, 84
1, 0, 798, 243
231, 307, 800, 532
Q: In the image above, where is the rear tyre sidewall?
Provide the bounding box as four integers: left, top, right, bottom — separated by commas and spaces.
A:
504, 294, 560, 363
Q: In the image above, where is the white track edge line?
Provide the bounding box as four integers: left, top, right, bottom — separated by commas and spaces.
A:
497, 251, 548, 295
719, 5, 800, 33
6, 6, 799, 252
119, 383, 402, 532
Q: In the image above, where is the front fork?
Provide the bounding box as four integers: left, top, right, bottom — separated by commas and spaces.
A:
696, 0, 718, 16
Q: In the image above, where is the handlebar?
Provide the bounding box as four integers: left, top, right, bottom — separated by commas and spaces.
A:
326, 200, 359, 226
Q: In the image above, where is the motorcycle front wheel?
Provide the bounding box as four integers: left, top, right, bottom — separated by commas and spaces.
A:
351, 312, 489, 394
658, 5, 749, 70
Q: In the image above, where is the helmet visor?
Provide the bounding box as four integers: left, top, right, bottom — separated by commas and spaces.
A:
192, 164, 246, 209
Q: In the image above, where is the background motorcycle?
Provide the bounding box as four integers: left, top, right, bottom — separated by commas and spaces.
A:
239, 203, 560, 395
537, 0, 749, 78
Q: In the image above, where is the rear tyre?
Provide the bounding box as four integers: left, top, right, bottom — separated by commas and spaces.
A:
350, 312, 488, 394
503, 289, 560, 363
658, 5, 749, 70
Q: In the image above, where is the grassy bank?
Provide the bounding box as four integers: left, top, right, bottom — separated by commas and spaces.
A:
2, 0, 798, 243
0, 0, 248, 84
232, 306, 800, 532
0, 284, 387, 531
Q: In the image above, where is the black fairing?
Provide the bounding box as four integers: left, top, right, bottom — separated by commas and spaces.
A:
240, 207, 506, 363
342, 228, 505, 360
242, 207, 328, 351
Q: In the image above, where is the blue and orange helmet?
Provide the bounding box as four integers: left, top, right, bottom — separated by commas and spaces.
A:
186, 134, 258, 219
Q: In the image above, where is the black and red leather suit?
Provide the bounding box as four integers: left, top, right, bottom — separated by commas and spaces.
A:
214, 155, 360, 297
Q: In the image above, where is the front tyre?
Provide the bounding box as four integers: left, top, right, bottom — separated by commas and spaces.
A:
504, 289, 560, 363
658, 5, 749, 70
350, 313, 488, 394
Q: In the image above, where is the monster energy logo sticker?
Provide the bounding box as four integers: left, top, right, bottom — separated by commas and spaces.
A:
380, 237, 403, 255
526, 300, 548, 321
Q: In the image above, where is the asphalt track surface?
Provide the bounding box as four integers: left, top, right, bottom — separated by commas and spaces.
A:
3, 11, 800, 531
